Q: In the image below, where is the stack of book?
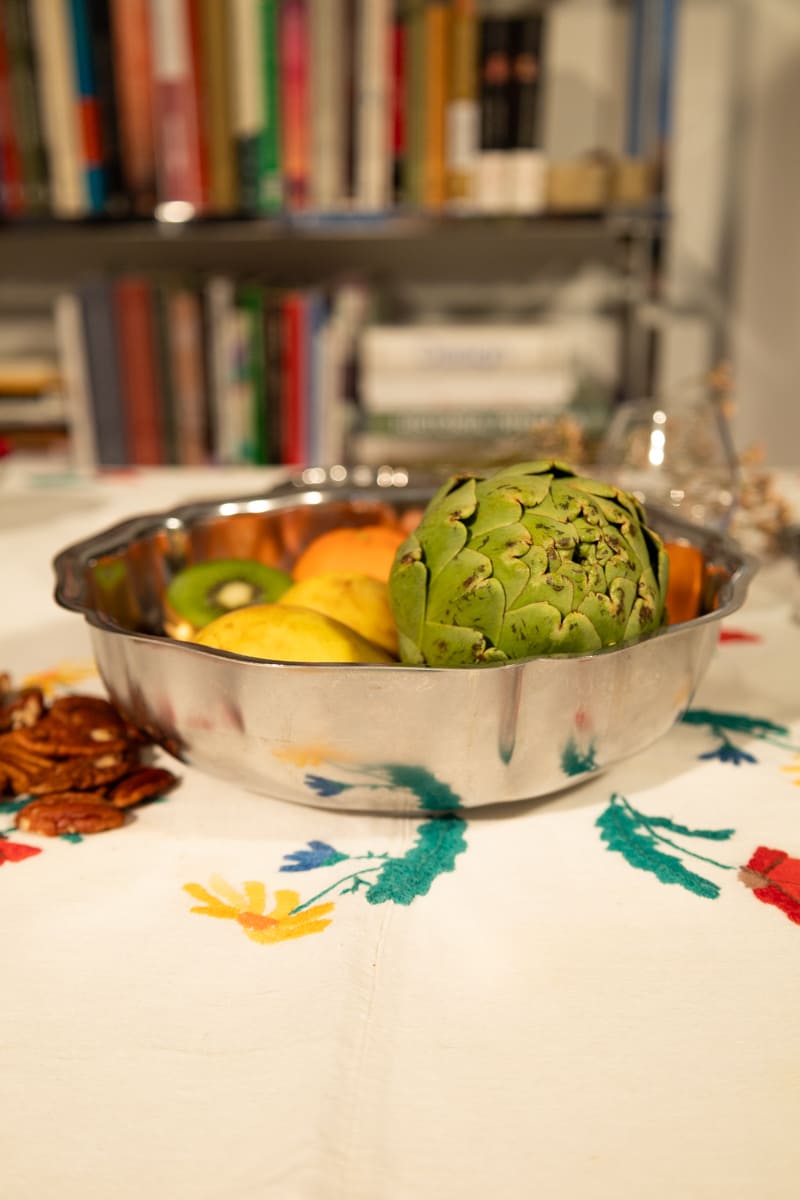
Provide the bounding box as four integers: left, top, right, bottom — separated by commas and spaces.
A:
0, 0, 667, 222
56, 273, 367, 469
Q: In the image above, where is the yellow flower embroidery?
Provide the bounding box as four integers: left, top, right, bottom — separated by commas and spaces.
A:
22, 660, 97, 698
782, 757, 800, 786
183, 874, 334, 944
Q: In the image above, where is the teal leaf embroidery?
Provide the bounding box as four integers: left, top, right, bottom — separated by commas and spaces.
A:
681, 708, 800, 762
291, 815, 468, 913
366, 815, 468, 905
596, 793, 735, 899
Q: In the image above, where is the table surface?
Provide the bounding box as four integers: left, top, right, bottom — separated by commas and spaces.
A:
2, 464, 800, 1200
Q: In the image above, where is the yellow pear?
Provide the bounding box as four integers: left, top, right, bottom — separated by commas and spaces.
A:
278, 571, 399, 656
193, 603, 394, 664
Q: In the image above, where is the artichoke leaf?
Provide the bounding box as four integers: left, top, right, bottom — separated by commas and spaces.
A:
421, 620, 493, 667
577, 576, 637, 644
387, 548, 428, 651
469, 523, 532, 608
467, 489, 528, 537
494, 600, 564, 658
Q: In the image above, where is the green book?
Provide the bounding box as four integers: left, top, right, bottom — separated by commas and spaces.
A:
236, 283, 269, 464
5, 0, 50, 212
259, 0, 282, 214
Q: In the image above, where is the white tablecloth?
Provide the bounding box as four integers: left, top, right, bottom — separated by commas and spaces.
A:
2, 465, 800, 1200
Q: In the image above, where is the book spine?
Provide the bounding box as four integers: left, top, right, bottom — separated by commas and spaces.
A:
359, 369, 572, 412
236, 284, 268, 463
152, 279, 178, 464
281, 292, 306, 465
259, 0, 282, 213
68, 0, 107, 213
205, 275, 238, 464
309, 0, 344, 212
475, 16, 513, 212
3, 0, 48, 214
361, 325, 570, 372
114, 276, 164, 466
280, 0, 309, 211
263, 291, 285, 465
390, 10, 405, 202
304, 291, 326, 463
54, 290, 97, 471
109, 0, 156, 214
86, 0, 128, 215
168, 285, 208, 465
402, 0, 425, 209
341, 0, 358, 203
79, 276, 128, 466
354, 0, 392, 212
508, 14, 546, 213
149, 0, 205, 212
196, 0, 237, 213
230, 0, 263, 213
29, 0, 87, 216
445, 0, 478, 210
422, 1, 448, 211
0, 9, 24, 216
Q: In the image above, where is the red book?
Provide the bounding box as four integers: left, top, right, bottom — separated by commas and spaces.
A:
281, 293, 306, 465
280, 0, 309, 210
109, 0, 156, 213
114, 276, 165, 466
185, 0, 210, 210
0, 14, 24, 215
148, 0, 205, 212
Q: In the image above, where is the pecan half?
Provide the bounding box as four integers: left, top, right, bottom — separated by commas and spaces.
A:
26, 752, 134, 796
14, 716, 130, 758
1, 687, 46, 731
108, 766, 179, 809
16, 795, 125, 836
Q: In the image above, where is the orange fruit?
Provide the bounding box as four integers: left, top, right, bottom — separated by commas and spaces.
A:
664, 541, 705, 625
292, 523, 406, 583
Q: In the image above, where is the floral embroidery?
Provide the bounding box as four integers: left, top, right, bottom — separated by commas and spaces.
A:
739, 847, 800, 925
183, 875, 334, 944
681, 707, 799, 765
280, 840, 348, 872
304, 762, 462, 812
184, 815, 468, 944
781, 757, 800, 786
0, 836, 41, 865
719, 628, 762, 644
596, 793, 735, 899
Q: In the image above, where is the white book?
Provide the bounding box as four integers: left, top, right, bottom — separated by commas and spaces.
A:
29, 0, 86, 216
309, 0, 346, 211
361, 324, 573, 374
53, 292, 97, 472
541, 1, 628, 158
354, 0, 392, 211
229, 0, 264, 153
360, 368, 573, 412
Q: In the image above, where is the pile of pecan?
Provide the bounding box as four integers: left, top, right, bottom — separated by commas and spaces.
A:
0, 671, 179, 836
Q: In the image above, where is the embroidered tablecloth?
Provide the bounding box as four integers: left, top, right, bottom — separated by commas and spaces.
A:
2, 465, 800, 1200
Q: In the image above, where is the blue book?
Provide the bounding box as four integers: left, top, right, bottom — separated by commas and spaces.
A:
68, 0, 106, 212
304, 292, 327, 465
79, 277, 128, 466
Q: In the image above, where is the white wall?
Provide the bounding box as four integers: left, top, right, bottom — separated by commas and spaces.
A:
667, 0, 800, 464
730, 0, 800, 465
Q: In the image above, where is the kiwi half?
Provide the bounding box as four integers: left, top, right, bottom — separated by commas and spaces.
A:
165, 558, 292, 638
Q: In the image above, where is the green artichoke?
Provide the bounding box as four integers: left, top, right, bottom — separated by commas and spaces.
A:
388, 460, 669, 667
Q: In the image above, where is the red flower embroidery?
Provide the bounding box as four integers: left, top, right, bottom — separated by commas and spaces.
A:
719, 628, 762, 644
0, 839, 42, 865
739, 847, 800, 925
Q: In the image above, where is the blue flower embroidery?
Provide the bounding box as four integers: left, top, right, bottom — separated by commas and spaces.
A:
280, 840, 348, 872
304, 774, 352, 798
699, 742, 757, 765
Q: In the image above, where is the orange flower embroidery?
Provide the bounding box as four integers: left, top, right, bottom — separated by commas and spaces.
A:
22, 661, 97, 698
183, 874, 334, 944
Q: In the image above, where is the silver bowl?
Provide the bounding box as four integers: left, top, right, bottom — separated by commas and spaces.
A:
53, 467, 758, 813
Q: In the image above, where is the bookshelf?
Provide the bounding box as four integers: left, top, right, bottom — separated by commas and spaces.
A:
0, 0, 687, 471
